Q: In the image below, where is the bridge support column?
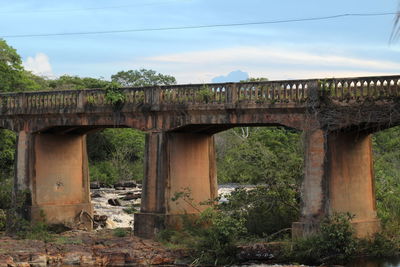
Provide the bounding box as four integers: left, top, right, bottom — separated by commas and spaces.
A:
293, 130, 380, 238
15, 132, 93, 230
135, 132, 218, 239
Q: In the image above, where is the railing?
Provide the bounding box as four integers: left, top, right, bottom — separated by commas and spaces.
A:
0, 75, 399, 115
319, 76, 400, 100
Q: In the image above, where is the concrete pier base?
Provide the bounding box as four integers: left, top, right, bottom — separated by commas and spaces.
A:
16, 132, 93, 230
293, 130, 380, 238
134, 132, 217, 239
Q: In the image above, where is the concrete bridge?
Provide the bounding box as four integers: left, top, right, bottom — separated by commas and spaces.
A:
3, 75, 400, 238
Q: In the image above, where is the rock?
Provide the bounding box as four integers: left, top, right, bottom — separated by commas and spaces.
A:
90, 181, 100, 189
4, 256, 15, 267
99, 182, 111, 188
114, 186, 125, 191
104, 252, 127, 266
15, 262, 30, 267
121, 192, 141, 201
150, 255, 174, 265
108, 199, 121, 206
93, 215, 108, 222
91, 192, 102, 198
79, 253, 95, 265
93, 215, 108, 228
63, 252, 81, 265
114, 180, 137, 188
29, 254, 47, 267
137, 184, 142, 188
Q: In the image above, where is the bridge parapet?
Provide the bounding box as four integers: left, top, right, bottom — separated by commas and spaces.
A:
319, 75, 400, 101
1, 75, 399, 116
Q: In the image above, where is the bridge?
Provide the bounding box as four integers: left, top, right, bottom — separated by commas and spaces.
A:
3, 74, 400, 238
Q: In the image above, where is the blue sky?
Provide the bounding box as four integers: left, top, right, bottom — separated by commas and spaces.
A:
1, 0, 399, 83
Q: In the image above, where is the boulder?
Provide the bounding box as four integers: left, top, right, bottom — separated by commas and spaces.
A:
114, 180, 137, 189
121, 192, 141, 201
90, 181, 100, 189
108, 199, 121, 206
91, 192, 102, 198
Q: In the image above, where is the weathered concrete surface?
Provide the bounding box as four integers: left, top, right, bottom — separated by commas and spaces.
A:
135, 132, 217, 239
328, 132, 380, 237
292, 129, 327, 237
293, 130, 380, 238
27, 134, 92, 229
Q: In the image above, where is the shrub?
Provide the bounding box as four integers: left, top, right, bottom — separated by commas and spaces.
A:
113, 228, 130, 237
289, 213, 357, 265
89, 161, 119, 186
219, 186, 299, 237
0, 178, 12, 210
0, 209, 5, 231
104, 82, 126, 107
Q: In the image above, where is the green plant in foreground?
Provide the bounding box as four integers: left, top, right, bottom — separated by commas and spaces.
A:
289, 213, 357, 265
113, 227, 129, 237
159, 189, 247, 265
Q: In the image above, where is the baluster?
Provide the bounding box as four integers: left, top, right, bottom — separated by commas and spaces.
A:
396, 79, 400, 96
253, 85, 258, 102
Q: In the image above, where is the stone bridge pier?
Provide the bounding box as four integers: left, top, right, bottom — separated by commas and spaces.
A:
134, 132, 218, 238
15, 131, 93, 230
292, 129, 380, 238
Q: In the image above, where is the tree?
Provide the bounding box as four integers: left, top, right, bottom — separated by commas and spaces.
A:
111, 69, 176, 87
0, 39, 44, 92
48, 75, 110, 90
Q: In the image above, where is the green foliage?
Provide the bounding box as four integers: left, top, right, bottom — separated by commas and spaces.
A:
89, 161, 119, 186
358, 233, 400, 258
113, 227, 130, 237
372, 126, 400, 235
48, 75, 110, 90
111, 69, 176, 87
104, 82, 126, 106
87, 128, 145, 183
0, 129, 16, 179
196, 85, 213, 103
289, 213, 357, 265
216, 127, 303, 184
0, 209, 5, 231
240, 77, 269, 82
0, 178, 12, 210
159, 207, 247, 265
0, 39, 46, 92
220, 186, 299, 237
122, 205, 139, 214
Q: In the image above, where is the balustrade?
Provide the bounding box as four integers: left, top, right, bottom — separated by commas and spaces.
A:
0, 75, 399, 115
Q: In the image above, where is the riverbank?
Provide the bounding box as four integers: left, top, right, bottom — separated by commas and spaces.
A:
0, 229, 177, 266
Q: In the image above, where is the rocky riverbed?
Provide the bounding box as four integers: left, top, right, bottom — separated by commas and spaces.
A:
90, 181, 239, 229
0, 183, 318, 266
0, 229, 178, 266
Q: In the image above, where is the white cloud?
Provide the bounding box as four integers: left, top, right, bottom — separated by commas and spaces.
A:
127, 45, 400, 83
23, 53, 54, 78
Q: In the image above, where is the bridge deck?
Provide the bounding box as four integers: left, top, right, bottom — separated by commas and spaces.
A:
0, 75, 399, 133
